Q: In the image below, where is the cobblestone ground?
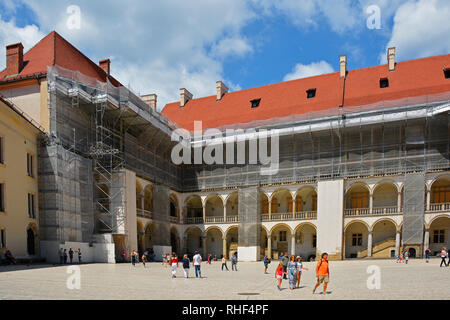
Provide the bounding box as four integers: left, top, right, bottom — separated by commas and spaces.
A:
0, 258, 449, 300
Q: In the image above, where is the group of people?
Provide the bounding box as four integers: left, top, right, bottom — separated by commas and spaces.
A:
2, 250, 17, 265
130, 250, 150, 267
396, 249, 410, 264
270, 252, 329, 294
58, 248, 81, 264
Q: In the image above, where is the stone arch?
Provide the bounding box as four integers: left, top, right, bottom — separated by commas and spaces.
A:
371, 219, 398, 257
293, 222, 317, 260
260, 191, 269, 215
270, 189, 293, 214
26, 223, 38, 256
185, 195, 203, 220
427, 214, 450, 229
169, 193, 179, 219
136, 182, 143, 210
373, 181, 398, 209
344, 220, 370, 259
205, 226, 224, 258
345, 182, 370, 209
427, 215, 450, 254
225, 192, 239, 217
184, 226, 204, 256
144, 222, 154, 252
430, 176, 450, 204
143, 185, 153, 212
224, 225, 238, 258
294, 186, 317, 212
205, 194, 224, 217
270, 223, 294, 257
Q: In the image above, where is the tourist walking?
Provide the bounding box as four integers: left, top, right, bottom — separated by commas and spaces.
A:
207, 254, 212, 264
131, 250, 137, 266
281, 253, 289, 279
275, 262, 285, 291
440, 247, 448, 267
404, 250, 409, 264
313, 253, 330, 295
77, 248, 82, 264
59, 248, 64, 264
231, 252, 238, 271
296, 256, 308, 288
170, 253, 178, 278
162, 252, 167, 266
221, 256, 229, 271
68, 248, 74, 264
263, 255, 271, 274
121, 250, 127, 263
141, 252, 147, 267
425, 248, 431, 263
287, 256, 298, 290
63, 249, 68, 264
182, 254, 190, 278
193, 251, 202, 278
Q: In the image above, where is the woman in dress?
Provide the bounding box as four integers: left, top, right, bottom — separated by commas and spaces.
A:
287, 255, 298, 290
170, 252, 179, 278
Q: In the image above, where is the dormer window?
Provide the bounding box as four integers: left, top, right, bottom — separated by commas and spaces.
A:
250, 98, 261, 108
306, 88, 316, 99
444, 68, 450, 79
380, 78, 389, 88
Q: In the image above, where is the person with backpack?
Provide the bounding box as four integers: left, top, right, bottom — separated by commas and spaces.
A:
68, 248, 74, 264
281, 253, 289, 279
263, 255, 271, 274
440, 247, 448, 267
313, 253, 330, 295
182, 254, 190, 278
231, 252, 238, 271
425, 248, 431, 263
404, 250, 409, 264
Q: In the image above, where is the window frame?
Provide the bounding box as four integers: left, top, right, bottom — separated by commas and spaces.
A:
352, 233, 363, 246
379, 78, 389, 89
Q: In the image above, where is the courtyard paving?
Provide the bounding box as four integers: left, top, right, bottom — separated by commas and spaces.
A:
0, 258, 449, 300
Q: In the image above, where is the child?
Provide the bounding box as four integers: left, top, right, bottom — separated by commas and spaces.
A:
275, 262, 285, 291
221, 256, 229, 271
182, 254, 190, 278
141, 252, 147, 267
404, 250, 409, 264
263, 255, 271, 274
296, 256, 308, 288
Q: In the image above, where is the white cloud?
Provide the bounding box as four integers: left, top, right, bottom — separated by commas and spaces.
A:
1, 0, 256, 109
381, 0, 450, 63
211, 36, 253, 58
283, 61, 334, 81
0, 15, 45, 70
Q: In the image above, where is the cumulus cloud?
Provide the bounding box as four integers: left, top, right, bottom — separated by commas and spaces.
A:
283, 61, 334, 81
1, 0, 256, 109
0, 14, 45, 70
381, 0, 450, 63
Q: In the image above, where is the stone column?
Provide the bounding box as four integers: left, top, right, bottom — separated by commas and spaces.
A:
202, 236, 207, 258
426, 190, 431, 211
267, 235, 272, 259
292, 198, 296, 219
202, 206, 206, 223
140, 191, 144, 210
369, 193, 373, 214
268, 199, 272, 220
395, 231, 401, 256
397, 191, 402, 212
367, 231, 373, 257
222, 237, 227, 258
224, 205, 227, 222
291, 233, 296, 256
424, 229, 430, 255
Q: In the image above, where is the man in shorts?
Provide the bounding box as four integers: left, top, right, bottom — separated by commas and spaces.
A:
313, 252, 329, 295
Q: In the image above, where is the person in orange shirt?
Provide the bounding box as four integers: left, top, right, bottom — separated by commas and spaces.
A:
313, 253, 329, 295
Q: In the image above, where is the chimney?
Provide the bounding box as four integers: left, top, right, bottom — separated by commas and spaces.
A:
216, 81, 228, 100
387, 47, 396, 71
141, 93, 157, 111
180, 88, 193, 107
99, 59, 111, 75
339, 55, 347, 78
6, 43, 24, 76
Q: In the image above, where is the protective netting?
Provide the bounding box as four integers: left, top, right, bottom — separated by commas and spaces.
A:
238, 187, 261, 248
402, 173, 425, 245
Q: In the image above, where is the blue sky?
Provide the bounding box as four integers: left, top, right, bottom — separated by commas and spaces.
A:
0, 0, 449, 109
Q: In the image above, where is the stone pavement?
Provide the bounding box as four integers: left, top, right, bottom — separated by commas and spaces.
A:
0, 258, 449, 300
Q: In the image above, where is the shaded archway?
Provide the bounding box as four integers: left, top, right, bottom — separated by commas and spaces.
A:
429, 215, 450, 254
344, 221, 370, 258
260, 191, 269, 217
170, 227, 180, 256
143, 185, 153, 212
271, 189, 293, 218
260, 226, 269, 259
373, 182, 398, 213
294, 223, 316, 261
185, 227, 203, 255
295, 187, 317, 216
430, 177, 450, 210
225, 226, 238, 259
372, 219, 397, 258
345, 183, 370, 215
206, 227, 224, 258
185, 195, 203, 222
270, 223, 293, 258
136, 220, 144, 254
226, 192, 239, 222
205, 195, 224, 218
136, 182, 143, 210
170, 194, 179, 222
144, 223, 154, 253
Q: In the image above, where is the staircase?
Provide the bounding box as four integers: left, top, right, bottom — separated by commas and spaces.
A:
358, 238, 396, 258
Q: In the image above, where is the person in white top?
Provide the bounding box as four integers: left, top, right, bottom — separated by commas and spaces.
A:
192, 251, 202, 278
440, 247, 448, 267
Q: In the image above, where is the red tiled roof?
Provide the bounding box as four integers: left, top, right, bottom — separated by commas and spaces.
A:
0, 31, 122, 87
162, 54, 450, 131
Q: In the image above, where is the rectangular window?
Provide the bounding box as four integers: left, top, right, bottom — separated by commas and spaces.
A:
433, 230, 445, 244
279, 231, 287, 242
352, 233, 363, 246
28, 193, 35, 218
380, 78, 389, 88
0, 229, 5, 248
0, 184, 4, 212
306, 88, 316, 99
0, 137, 4, 164
444, 68, 450, 79
432, 186, 450, 203
351, 192, 368, 208
27, 153, 34, 177
250, 98, 261, 108
312, 235, 317, 248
